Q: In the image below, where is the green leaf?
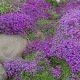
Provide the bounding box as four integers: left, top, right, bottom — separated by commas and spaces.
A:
27, 32, 35, 41
40, 59, 51, 70
51, 57, 72, 80
77, 72, 80, 78
38, 19, 51, 26
22, 72, 31, 80
47, 27, 55, 35
51, 11, 60, 19
32, 71, 55, 80
0, 4, 11, 14
22, 53, 36, 61
48, 0, 59, 7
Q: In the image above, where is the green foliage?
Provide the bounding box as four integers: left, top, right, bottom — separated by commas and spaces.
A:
22, 53, 36, 61
42, 26, 56, 36
22, 72, 31, 80
32, 71, 55, 80
47, 28, 55, 33
40, 59, 51, 70
0, 4, 11, 14
77, 72, 80, 78
46, 27, 55, 35
51, 57, 72, 80
51, 11, 60, 19
38, 19, 51, 26
25, 53, 36, 60
27, 31, 35, 41
48, 0, 59, 7
22, 71, 55, 80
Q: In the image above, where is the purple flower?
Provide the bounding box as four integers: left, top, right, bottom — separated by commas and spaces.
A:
56, 8, 80, 41
56, 0, 80, 15
51, 6, 80, 74
70, 74, 80, 80
25, 38, 53, 57
0, 11, 36, 36
22, 60, 38, 73
3, 58, 37, 78
3, 58, 26, 77
21, 0, 52, 19
49, 66, 62, 79
52, 38, 80, 73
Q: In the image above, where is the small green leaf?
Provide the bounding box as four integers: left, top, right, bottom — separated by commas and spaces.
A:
32, 71, 55, 80
40, 59, 51, 70
51, 56, 72, 79
23, 53, 36, 61
0, 4, 11, 14
77, 72, 80, 78
51, 11, 60, 19
47, 27, 55, 35
48, 0, 59, 7
38, 19, 51, 26
27, 32, 35, 41
22, 72, 31, 80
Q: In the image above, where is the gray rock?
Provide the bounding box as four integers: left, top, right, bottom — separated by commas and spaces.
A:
0, 64, 7, 80
0, 34, 27, 62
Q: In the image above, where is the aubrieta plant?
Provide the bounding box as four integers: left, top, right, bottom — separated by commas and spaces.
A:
0, 0, 80, 80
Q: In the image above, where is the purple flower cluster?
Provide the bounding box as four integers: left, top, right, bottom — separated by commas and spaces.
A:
0, 11, 36, 36
49, 65, 62, 79
3, 58, 37, 78
56, 8, 80, 41
52, 5, 80, 73
25, 37, 53, 57
71, 73, 80, 80
0, 0, 53, 37
1, 0, 80, 79
21, 0, 52, 20
57, 0, 80, 15
0, 0, 54, 79
26, 2, 80, 74
52, 39, 80, 73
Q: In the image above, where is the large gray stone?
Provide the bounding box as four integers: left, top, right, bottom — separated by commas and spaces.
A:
0, 34, 27, 62
0, 64, 7, 80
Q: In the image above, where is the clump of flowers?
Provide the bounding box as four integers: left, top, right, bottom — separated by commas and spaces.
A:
51, 39, 80, 73
3, 58, 37, 79
0, 11, 36, 36
24, 37, 53, 57
55, 8, 80, 41
24, 2, 80, 75
49, 65, 62, 79
56, 0, 80, 15
1, 0, 80, 80
21, 0, 52, 20
52, 3, 80, 74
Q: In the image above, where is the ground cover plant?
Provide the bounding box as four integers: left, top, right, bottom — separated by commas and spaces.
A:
0, 0, 80, 80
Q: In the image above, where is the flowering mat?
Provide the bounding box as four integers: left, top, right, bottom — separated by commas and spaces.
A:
0, 0, 80, 80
